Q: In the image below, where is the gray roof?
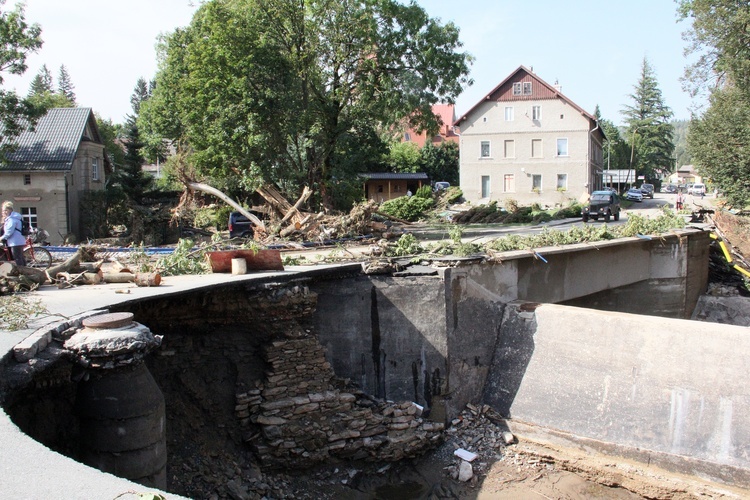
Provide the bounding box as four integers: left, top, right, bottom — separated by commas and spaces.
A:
0, 107, 98, 171
360, 172, 430, 181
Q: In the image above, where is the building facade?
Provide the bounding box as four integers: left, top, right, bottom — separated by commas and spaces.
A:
0, 108, 109, 244
454, 66, 605, 207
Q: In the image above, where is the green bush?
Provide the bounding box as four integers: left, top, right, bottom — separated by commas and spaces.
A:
415, 185, 432, 199
380, 195, 434, 221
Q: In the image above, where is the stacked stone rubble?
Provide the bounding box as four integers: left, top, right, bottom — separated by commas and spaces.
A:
235, 318, 444, 469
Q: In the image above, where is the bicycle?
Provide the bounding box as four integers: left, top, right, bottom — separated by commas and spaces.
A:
1, 227, 52, 269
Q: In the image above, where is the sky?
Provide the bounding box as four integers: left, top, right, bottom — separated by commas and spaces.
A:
4, 0, 696, 126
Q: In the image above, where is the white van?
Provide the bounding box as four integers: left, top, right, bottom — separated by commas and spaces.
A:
689, 183, 706, 196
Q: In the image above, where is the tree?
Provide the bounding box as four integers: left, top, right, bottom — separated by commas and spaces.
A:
387, 142, 423, 173
688, 85, 750, 207
0, 1, 44, 155
679, 0, 750, 102
27, 63, 74, 109
141, 0, 472, 210
27, 64, 52, 96
57, 64, 75, 104
621, 58, 675, 181
421, 141, 459, 186
594, 106, 630, 179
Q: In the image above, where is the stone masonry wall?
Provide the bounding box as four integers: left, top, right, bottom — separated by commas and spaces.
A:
235, 321, 444, 469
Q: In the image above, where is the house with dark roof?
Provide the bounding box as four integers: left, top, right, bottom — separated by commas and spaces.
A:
0, 107, 109, 243
361, 172, 429, 203
454, 66, 605, 207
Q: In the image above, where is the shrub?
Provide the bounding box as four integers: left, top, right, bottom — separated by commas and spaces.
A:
380, 195, 434, 221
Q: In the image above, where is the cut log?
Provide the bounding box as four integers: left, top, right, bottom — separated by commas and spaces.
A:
134, 272, 161, 287
46, 247, 88, 282
102, 272, 136, 284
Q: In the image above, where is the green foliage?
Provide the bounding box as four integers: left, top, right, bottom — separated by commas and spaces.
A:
379, 195, 434, 221
141, 0, 472, 210
388, 142, 423, 173
415, 185, 432, 199
622, 57, 675, 180
79, 190, 109, 240
57, 64, 76, 104
421, 142, 459, 185
0, 295, 47, 331
155, 238, 211, 276
0, 2, 44, 155
485, 212, 684, 254
679, 0, 750, 99
688, 85, 750, 208
385, 233, 423, 257
443, 186, 463, 204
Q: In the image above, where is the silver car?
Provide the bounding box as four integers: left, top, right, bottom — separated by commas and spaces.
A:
626, 187, 643, 202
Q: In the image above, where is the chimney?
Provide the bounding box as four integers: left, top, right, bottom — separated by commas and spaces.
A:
554, 79, 562, 92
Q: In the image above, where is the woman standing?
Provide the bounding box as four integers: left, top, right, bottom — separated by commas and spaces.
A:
1, 201, 26, 266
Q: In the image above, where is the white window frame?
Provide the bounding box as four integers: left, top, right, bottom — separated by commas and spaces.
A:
557, 173, 568, 191
21, 207, 37, 229
503, 140, 515, 159
532, 174, 542, 192
556, 138, 569, 157
532, 105, 541, 121
481, 175, 491, 198
513, 82, 522, 95
504, 106, 514, 121
92, 157, 100, 181
480, 141, 491, 158
523, 82, 532, 95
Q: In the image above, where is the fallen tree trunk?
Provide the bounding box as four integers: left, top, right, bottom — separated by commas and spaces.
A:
0, 262, 47, 285
134, 272, 161, 287
188, 182, 266, 231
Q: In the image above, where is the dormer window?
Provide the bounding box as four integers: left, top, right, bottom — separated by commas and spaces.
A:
523, 82, 532, 95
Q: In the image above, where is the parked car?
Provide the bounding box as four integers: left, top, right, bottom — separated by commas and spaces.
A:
626, 187, 644, 202
640, 183, 654, 198
661, 184, 677, 194
582, 190, 621, 222
433, 181, 450, 192
229, 211, 257, 238
688, 183, 706, 196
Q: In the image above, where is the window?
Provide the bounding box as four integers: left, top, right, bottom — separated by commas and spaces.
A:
503, 174, 515, 193
481, 175, 491, 198
532, 105, 541, 121
513, 82, 532, 95
503, 140, 515, 159
556, 138, 569, 157
557, 174, 568, 191
21, 207, 37, 229
532, 174, 542, 192
394, 184, 401, 192
532, 139, 543, 158
504, 106, 514, 121
92, 158, 100, 181
480, 141, 491, 158
404, 132, 411, 142
23, 174, 31, 185
377, 185, 383, 193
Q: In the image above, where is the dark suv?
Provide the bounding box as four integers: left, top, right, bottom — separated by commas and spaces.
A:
582, 190, 621, 222
229, 211, 257, 238
640, 183, 654, 199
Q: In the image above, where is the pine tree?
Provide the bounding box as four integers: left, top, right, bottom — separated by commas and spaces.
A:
117, 113, 152, 205
130, 77, 149, 115
27, 64, 53, 96
57, 64, 76, 104
621, 58, 675, 181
